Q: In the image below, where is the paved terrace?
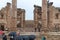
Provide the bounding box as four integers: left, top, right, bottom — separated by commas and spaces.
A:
4, 31, 60, 35
3, 32, 60, 40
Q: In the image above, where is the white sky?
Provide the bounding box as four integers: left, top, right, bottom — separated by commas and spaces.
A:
0, 0, 60, 20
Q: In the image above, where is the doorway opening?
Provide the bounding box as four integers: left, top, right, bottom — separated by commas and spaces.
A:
0, 24, 5, 31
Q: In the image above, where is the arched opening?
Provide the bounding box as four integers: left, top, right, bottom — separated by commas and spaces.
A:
0, 24, 5, 31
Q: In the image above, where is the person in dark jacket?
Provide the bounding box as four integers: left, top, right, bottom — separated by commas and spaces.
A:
16, 35, 23, 40
2, 33, 7, 40
29, 35, 36, 40
8, 32, 16, 40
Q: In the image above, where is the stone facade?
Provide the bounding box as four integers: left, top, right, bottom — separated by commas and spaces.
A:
34, 5, 42, 32
34, 0, 60, 32
17, 8, 25, 28
0, 1, 25, 31
0, 0, 60, 32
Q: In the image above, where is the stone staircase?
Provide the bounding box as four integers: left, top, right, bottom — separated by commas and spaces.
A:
17, 27, 35, 32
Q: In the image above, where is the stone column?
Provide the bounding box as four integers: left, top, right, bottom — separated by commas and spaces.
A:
42, 0, 48, 32
21, 10, 23, 27
6, 3, 11, 31
22, 9, 25, 27
11, 0, 17, 31
23, 9, 25, 27
49, 6, 55, 31
4, 7, 7, 30
21, 9, 25, 27
34, 7, 38, 28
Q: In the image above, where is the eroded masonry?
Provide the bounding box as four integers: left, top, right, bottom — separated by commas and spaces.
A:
0, 0, 60, 32
0, 0, 25, 31
34, 0, 60, 32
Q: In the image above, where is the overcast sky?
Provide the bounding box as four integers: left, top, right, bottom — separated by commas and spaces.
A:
0, 0, 60, 20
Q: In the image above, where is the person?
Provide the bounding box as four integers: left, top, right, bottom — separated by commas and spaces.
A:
8, 32, 16, 40
42, 36, 46, 40
29, 35, 36, 40
16, 35, 23, 40
16, 30, 22, 40
2, 33, 7, 40
0, 30, 4, 40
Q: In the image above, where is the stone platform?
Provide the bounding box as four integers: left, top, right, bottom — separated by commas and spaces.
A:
4, 31, 60, 40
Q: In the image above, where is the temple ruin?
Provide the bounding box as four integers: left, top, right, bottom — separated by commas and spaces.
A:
0, 0, 25, 31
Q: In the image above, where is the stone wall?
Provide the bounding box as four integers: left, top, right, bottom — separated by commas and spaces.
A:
34, 1, 60, 32
0, 0, 25, 31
